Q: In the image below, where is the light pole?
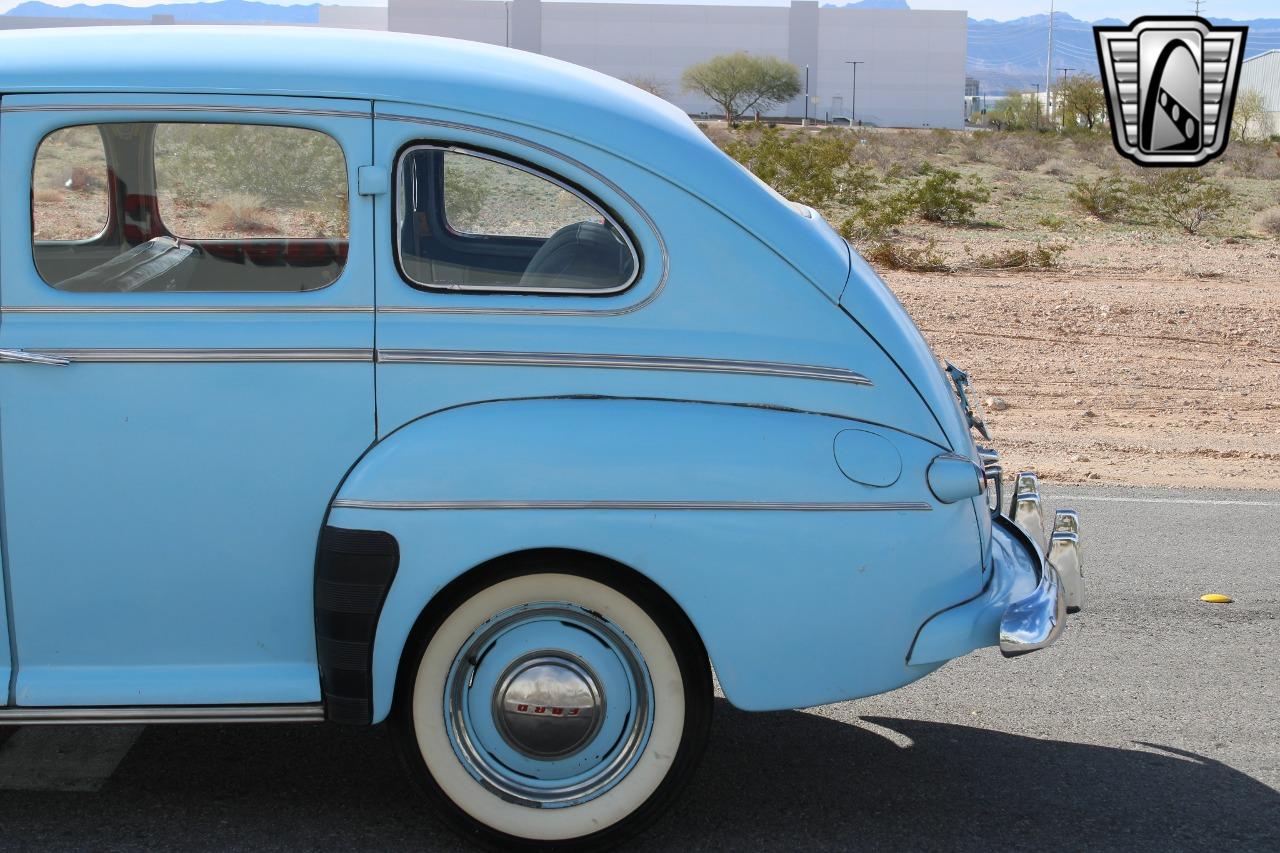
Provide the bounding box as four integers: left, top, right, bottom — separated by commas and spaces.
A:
803, 65, 810, 127
845, 60, 864, 128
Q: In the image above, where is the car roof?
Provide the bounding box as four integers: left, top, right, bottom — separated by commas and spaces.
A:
0, 26, 849, 300
0, 26, 702, 150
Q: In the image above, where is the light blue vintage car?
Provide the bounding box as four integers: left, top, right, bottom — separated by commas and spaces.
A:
0, 26, 1083, 848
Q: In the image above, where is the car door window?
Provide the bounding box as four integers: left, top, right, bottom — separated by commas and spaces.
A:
396, 146, 638, 294
31, 121, 349, 293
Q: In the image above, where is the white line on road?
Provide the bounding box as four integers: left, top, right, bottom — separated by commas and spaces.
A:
0, 725, 143, 792
1048, 494, 1280, 508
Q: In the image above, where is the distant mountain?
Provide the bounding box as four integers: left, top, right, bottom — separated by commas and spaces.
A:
967, 11, 1280, 94
5, 0, 320, 24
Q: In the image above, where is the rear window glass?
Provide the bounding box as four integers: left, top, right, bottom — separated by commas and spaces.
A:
397, 146, 638, 294
32, 121, 349, 293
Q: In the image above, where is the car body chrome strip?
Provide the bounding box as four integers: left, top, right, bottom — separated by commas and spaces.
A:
40, 348, 374, 363
376, 349, 872, 386
0, 104, 369, 120
1, 306, 374, 314
331, 499, 932, 512
0, 704, 325, 725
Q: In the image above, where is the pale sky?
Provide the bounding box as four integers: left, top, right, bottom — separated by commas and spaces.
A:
3, 0, 1278, 19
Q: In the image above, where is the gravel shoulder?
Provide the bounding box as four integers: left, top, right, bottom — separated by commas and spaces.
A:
883, 234, 1280, 490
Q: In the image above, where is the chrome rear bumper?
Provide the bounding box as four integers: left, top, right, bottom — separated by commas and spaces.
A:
908, 467, 1081, 665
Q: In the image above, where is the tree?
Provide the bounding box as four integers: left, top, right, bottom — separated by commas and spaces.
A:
681, 53, 801, 123
1056, 74, 1107, 131
1232, 89, 1267, 142
624, 76, 669, 101
988, 91, 1040, 131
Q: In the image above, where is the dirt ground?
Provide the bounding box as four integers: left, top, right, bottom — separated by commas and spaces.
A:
884, 234, 1280, 490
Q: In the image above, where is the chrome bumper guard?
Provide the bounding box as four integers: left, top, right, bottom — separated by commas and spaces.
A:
998, 469, 1083, 655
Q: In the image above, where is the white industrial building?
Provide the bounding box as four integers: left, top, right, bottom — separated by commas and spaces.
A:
1240, 50, 1280, 139
375, 0, 967, 128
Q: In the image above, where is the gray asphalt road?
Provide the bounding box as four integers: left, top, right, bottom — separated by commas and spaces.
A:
1, 485, 1277, 851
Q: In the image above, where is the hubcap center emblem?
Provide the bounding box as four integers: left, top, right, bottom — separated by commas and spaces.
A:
493, 655, 604, 759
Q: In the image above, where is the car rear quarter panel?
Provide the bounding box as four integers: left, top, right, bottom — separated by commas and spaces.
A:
327, 398, 985, 721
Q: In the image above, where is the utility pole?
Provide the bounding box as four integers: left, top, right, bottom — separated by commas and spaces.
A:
845, 60, 865, 128
1044, 0, 1055, 121
1192, 0, 1205, 16
1058, 67, 1075, 129
803, 65, 810, 127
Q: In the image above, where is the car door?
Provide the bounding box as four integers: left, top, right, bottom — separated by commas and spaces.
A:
0, 95, 375, 708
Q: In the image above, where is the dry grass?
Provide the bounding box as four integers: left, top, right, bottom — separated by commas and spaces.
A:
33, 188, 64, 204
1255, 207, 1280, 238
205, 193, 273, 235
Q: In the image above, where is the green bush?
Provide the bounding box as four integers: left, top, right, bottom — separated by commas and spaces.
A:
1132, 170, 1233, 235
908, 166, 991, 225
723, 126, 856, 210
865, 238, 948, 271
1068, 174, 1131, 221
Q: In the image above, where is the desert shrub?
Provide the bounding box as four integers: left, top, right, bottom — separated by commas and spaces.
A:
1041, 159, 1072, 177
33, 188, 63, 203
865, 238, 948, 271
908, 165, 991, 224
925, 127, 957, 155
1133, 170, 1233, 235
838, 179, 916, 241
969, 243, 1066, 270
155, 124, 346, 211
723, 125, 856, 209
1037, 214, 1066, 230
1255, 208, 1280, 238
1068, 174, 1131, 221
995, 134, 1052, 171
957, 132, 993, 164
205, 193, 272, 234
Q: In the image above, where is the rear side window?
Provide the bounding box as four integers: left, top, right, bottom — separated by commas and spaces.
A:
31, 121, 349, 293
397, 146, 638, 294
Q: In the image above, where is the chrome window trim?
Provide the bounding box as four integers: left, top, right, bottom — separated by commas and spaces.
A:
376, 348, 872, 386
0, 305, 375, 314
0, 703, 325, 725
37, 348, 373, 363
0, 104, 370, 120
332, 499, 932, 512
396, 143, 641, 297
379, 112, 669, 317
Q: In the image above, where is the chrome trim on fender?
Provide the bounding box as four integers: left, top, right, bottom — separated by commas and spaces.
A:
376, 348, 872, 385
1, 306, 374, 315
0, 704, 325, 725
376, 111, 669, 317
39, 348, 373, 363
331, 499, 932, 512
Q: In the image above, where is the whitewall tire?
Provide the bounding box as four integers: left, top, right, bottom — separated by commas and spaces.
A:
391, 553, 711, 850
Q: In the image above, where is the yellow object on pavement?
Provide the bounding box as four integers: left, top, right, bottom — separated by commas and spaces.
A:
1200, 594, 1233, 604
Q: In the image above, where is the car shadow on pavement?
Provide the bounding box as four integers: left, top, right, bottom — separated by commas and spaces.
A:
638, 700, 1280, 852
1, 700, 1276, 851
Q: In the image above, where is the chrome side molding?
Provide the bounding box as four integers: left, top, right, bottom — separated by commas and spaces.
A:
1048, 509, 1085, 613
0, 348, 70, 366
0, 703, 325, 726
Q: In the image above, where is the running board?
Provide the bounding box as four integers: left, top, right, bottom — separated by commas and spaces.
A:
0, 704, 325, 725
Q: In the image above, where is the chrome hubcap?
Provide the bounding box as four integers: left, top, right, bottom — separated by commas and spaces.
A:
444, 601, 653, 808
494, 654, 605, 758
